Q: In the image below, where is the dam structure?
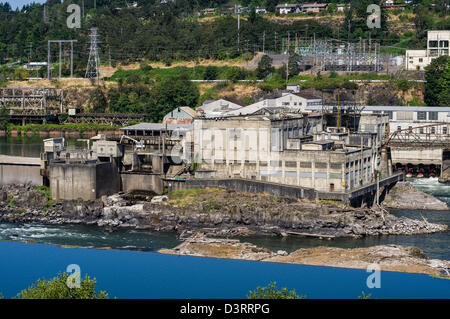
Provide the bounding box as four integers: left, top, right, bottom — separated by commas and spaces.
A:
30, 106, 403, 208
307, 105, 450, 181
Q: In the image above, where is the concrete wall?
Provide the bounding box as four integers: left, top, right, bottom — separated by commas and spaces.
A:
391, 147, 442, 165
194, 117, 375, 193
0, 164, 43, 186
49, 161, 120, 200
121, 172, 163, 195
165, 178, 316, 201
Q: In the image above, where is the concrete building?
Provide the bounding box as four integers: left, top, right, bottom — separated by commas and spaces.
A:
276, 3, 301, 14
306, 105, 450, 178
405, 30, 450, 70
336, 4, 349, 12
49, 160, 121, 201
197, 98, 248, 117
255, 7, 267, 14
226, 92, 322, 116
301, 2, 328, 13
192, 113, 385, 194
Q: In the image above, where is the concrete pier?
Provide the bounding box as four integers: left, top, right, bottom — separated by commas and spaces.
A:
0, 155, 42, 186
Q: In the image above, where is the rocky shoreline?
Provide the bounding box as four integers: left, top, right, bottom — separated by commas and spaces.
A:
0, 184, 447, 238
383, 181, 449, 210
159, 233, 450, 278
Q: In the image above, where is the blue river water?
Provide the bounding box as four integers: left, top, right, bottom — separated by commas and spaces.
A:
0, 240, 449, 299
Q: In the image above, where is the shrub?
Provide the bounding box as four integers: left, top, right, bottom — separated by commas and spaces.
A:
247, 282, 305, 299
15, 272, 108, 299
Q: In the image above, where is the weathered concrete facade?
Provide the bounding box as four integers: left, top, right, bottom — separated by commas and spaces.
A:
0, 155, 42, 186
49, 160, 120, 200
120, 172, 164, 195
193, 116, 377, 193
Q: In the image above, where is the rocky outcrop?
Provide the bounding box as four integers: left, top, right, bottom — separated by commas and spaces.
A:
0, 185, 447, 238
159, 234, 450, 278
159, 232, 281, 261
383, 182, 449, 210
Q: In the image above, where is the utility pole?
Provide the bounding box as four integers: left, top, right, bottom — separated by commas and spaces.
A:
384, 31, 389, 75
236, 5, 241, 53
59, 41, 62, 79
85, 28, 101, 85
28, 42, 32, 63
287, 31, 290, 54
262, 30, 265, 53
275, 32, 278, 53
48, 40, 77, 80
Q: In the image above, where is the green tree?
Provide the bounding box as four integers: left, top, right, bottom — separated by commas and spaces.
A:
0, 105, 9, 131
204, 66, 218, 80
288, 54, 301, 77
257, 55, 274, 79
15, 272, 108, 299
147, 75, 199, 121
247, 282, 305, 299
424, 55, 450, 106
89, 87, 108, 113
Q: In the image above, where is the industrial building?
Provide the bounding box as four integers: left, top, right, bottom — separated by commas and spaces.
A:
192, 112, 389, 194
405, 30, 450, 70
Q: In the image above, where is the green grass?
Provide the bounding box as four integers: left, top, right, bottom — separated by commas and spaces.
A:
169, 188, 207, 199
106, 65, 256, 82
36, 185, 53, 207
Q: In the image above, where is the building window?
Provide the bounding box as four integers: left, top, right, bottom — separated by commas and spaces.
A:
429, 41, 438, 48
420, 128, 424, 134
440, 40, 449, 48
397, 126, 401, 131
429, 112, 438, 121
417, 111, 427, 120
419, 58, 423, 63
443, 127, 448, 135
386, 111, 393, 119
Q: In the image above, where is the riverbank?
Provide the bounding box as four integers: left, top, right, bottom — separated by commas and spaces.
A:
0, 185, 447, 238
159, 233, 450, 278
383, 181, 449, 210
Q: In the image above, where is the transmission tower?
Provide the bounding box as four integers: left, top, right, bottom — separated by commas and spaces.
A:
85, 28, 101, 85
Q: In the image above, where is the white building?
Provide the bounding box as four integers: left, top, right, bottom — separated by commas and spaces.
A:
226, 92, 322, 116
276, 3, 301, 14
255, 7, 267, 14
405, 30, 450, 70
197, 98, 248, 117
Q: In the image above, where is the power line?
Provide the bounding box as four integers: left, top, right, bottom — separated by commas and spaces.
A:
85, 27, 101, 85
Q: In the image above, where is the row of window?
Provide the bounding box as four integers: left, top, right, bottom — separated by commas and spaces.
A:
397, 126, 446, 134
260, 171, 343, 179
429, 40, 449, 48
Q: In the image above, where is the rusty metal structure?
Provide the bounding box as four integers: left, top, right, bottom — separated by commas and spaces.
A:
63, 113, 147, 126
0, 87, 63, 114
386, 123, 450, 147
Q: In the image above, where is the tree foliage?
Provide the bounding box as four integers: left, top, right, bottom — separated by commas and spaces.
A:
15, 272, 108, 299
257, 55, 273, 79
425, 55, 450, 106
89, 86, 108, 113
0, 105, 9, 131
247, 282, 305, 299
